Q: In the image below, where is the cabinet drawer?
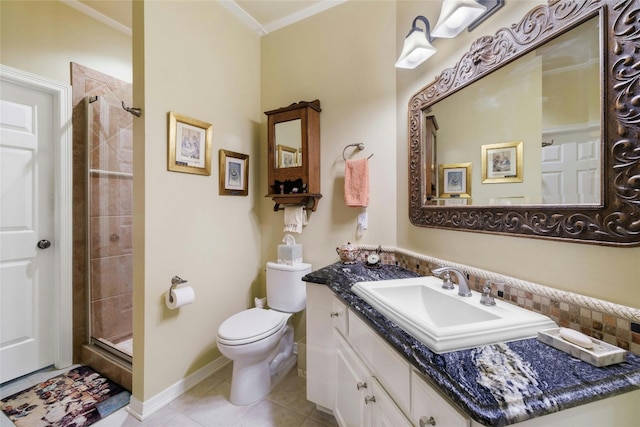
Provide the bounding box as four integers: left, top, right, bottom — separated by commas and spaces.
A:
331, 294, 348, 337
348, 309, 410, 411
411, 370, 470, 427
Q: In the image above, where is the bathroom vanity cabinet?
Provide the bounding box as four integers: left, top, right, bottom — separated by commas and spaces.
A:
265, 100, 322, 212
306, 281, 640, 427
307, 283, 467, 427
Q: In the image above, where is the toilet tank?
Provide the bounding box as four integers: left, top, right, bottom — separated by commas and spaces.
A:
266, 262, 312, 313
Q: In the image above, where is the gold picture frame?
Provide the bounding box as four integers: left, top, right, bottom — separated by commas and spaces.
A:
481, 141, 523, 183
219, 149, 249, 196
438, 163, 472, 198
168, 112, 212, 175
277, 144, 298, 168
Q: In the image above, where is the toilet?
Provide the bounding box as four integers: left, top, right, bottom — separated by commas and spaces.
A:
216, 261, 311, 406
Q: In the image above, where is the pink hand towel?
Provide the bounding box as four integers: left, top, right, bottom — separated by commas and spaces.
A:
344, 158, 369, 207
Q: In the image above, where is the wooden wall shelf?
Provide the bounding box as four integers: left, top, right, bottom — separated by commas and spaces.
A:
265, 100, 322, 212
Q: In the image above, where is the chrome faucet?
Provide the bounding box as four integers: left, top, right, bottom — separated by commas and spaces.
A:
431, 267, 472, 297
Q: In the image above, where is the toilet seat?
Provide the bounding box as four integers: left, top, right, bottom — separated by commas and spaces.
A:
218, 308, 289, 346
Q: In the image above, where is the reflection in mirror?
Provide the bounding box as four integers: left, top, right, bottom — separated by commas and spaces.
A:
275, 119, 302, 168
408, 0, 640, 245
428, 17, 600, 206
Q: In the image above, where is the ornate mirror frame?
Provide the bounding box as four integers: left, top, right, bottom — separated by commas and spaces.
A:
409, 0, 640, 246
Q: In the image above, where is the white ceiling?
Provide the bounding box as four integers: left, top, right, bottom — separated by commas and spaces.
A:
67, 0, 346, 36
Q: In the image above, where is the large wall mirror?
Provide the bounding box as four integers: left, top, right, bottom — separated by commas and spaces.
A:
408, 0, 640, 246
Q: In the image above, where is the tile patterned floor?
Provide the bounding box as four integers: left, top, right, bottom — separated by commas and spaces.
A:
1, 364, 337, 427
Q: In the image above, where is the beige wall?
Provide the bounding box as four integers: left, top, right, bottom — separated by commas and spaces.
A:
395, 0, 640, 309
133, 1, 261, 399
0, 1, 131, 83
260, 0, 397, 274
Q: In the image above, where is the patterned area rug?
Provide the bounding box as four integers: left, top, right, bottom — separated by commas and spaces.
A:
1, 366, 130, 427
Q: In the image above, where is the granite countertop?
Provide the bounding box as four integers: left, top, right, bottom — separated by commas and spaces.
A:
303, 262, 640, 426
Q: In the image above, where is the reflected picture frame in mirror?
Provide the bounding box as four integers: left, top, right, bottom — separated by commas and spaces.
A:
408, 0, 640, 246
439, 162, 472, 198
481, 141, 523, 184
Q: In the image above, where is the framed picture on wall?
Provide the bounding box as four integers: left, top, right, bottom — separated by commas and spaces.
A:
167, 112, 213, 176
481, 141, 523, 183
438, 163, 472, 198
219, 149, 249, 196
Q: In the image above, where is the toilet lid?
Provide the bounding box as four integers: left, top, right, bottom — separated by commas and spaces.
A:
218, 308, 288, 344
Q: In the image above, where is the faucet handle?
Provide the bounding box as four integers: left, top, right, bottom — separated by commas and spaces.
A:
441, 271, 454, 290
480, 280, 500, 306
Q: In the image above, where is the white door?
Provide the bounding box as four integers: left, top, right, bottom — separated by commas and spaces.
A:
541, 138, 600, 204
0, 67, 72, 383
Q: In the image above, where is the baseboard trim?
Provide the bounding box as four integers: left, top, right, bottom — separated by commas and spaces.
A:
127, 356, 230, 420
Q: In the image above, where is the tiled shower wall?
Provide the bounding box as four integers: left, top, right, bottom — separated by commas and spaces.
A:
71, 63, 133, 389
357, 246, 640, 356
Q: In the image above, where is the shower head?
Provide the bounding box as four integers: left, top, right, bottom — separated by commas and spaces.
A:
122, 101, 142, 117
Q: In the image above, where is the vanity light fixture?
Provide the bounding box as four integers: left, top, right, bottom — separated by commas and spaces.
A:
395, 16, 437, 69
432, 0, 505, 38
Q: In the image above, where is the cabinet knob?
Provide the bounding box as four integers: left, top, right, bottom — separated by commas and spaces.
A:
356, 382, 367, 390
364, 395, 376, 404
419, 416, 436, 426
330, 312, 340, 318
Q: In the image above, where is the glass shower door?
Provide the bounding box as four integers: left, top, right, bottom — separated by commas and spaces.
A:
86, 96, 133, 359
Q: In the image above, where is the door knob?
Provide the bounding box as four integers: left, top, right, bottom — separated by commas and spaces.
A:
37, 239, 51, 249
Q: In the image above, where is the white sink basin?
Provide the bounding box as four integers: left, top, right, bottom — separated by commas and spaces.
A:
351, 277, 557, 353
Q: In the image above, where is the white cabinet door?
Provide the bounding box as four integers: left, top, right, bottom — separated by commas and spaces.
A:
334, 332, 371, 427
411, 370, 470, 427
370, 378, 412, 427
348, 309, 411, 410
306, 283, 335, 410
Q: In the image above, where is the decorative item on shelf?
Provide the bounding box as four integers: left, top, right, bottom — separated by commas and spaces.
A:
271, 178, 304, 195
167, 112, 212, 176
219, 149, 249, 196
365, 245, 383, 268
336, 242, 360, 264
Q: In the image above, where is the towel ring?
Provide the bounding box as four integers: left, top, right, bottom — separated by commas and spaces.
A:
342, 143, 373, 161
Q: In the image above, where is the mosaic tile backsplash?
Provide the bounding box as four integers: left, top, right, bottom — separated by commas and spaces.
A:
356, 246, 640, 355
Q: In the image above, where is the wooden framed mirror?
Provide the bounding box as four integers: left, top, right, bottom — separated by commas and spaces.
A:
408, 0, 640, 246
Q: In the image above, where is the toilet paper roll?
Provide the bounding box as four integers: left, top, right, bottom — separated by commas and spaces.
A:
165, 286, 195, 309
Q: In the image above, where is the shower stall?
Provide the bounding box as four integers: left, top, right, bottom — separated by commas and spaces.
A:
85, 96, 134, 361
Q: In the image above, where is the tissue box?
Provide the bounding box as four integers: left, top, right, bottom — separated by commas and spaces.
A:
278, 244, 302, 265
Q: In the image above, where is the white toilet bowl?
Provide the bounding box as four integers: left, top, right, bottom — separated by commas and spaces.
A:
217, 262, 311, 406
216, 307, 293, 406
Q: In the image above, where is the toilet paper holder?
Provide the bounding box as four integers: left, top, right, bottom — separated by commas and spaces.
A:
169, 276, 187, 303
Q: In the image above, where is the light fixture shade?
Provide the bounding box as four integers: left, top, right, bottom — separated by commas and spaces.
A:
395, 28, 437, 69
431, 0, 487, 38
